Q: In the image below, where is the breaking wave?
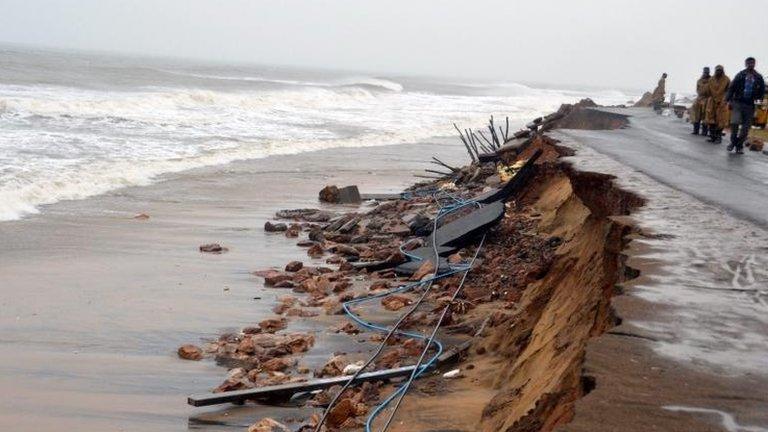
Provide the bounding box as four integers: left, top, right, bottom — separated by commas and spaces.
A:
155, 69, 404, 92
0, 62, 634, 222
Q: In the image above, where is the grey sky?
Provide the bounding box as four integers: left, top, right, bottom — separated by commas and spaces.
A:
0, 0, 764, 91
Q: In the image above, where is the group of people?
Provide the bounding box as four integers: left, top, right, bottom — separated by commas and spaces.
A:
689, 57, 766, 154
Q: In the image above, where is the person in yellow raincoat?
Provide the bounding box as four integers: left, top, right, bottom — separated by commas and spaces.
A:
705, 65, 731, 143
690, 67, 711, 135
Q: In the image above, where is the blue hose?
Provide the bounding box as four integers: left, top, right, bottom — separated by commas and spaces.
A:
315, 189, 481, 432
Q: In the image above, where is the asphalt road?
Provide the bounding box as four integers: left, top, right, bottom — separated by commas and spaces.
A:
557, 107, 768, 228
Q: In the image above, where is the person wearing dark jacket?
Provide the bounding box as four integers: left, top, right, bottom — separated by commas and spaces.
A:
726, 57, 766, 153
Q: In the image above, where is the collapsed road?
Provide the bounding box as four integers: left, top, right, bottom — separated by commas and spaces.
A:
557, 107, 768, 228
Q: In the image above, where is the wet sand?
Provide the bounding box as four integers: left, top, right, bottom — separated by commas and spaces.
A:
0, 140, 466, 432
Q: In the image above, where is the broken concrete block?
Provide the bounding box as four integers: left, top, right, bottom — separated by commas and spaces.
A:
337, 186, 361, 204
319, 185, 361, 204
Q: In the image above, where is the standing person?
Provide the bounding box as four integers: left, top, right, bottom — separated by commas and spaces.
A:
691, 67, 711, 135
726, 57, 766, 153
705, 65, 731, 143
652, 73, 668, 111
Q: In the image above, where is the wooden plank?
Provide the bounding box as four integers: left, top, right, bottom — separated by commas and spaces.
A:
188, 339, 470, 407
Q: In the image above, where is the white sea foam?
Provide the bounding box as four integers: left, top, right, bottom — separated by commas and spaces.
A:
0, 73, 634, 221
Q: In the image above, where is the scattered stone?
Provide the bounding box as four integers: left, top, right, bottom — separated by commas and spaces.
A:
410, 260, 436, 281
284, 333, 315, 353
317, 355, 347, 377
199, 243, 228, 254
259, 318, 287, 333
308, 243, 325, 257
247, 418, 290, 432
252, 269, 278, 277
447, 253, 463, 264
376, 349, 403, 368
286, 308, 320, 318
264, 221, 288, 232
263, 272, 293, 286
369, 280, 390, 291
273, 296, 297, 315
285, 261, 304, 272
177, 344, 203, 360
330, 244, 360, 258
262, 357, 295, 372
326, 398, 356, 428
333, 280, 352, 292
273, 279, 296, 288
335, 322, 360, 335
319, 185, 340, 203
381, 294, 412, 311
242, 326, 262, 335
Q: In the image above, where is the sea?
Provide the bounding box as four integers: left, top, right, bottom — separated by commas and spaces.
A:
0, 46, 636, 221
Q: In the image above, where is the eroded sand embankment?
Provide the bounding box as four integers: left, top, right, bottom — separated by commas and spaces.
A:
388, 132, 645, 432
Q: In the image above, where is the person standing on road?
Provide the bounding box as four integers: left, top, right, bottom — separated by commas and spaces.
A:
726, 57, 766, 154
691, 67, 711, 135
705, 65, 731, 144
652, 73, 667, 112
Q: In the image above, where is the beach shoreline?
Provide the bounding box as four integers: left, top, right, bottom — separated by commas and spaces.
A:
0, 140, 466, 432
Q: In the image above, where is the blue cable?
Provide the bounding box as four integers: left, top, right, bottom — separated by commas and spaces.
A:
315, 189, 483, 432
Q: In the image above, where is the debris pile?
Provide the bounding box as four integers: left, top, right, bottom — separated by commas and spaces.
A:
180, 106, 643, 432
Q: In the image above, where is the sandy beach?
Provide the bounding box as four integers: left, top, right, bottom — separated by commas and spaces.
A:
0, 140, 466, 431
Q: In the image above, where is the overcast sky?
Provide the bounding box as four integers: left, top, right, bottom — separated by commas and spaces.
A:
0, 0, 765, 91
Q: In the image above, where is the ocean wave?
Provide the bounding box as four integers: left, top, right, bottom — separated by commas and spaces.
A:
0, 129, 443, 221
0, 78, 634, 222
155, 69, 404, 92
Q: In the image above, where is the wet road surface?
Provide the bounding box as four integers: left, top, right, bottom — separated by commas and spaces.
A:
560, 107, 768, 228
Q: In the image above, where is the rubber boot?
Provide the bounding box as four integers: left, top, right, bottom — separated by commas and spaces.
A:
692, 122, 700, 135
729, 125, 739, 150
714, 128, 723, 144
707, 126, 717, 142
702, 124, 709, 136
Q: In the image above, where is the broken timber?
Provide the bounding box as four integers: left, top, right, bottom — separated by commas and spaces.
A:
187, 339, 472, 407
